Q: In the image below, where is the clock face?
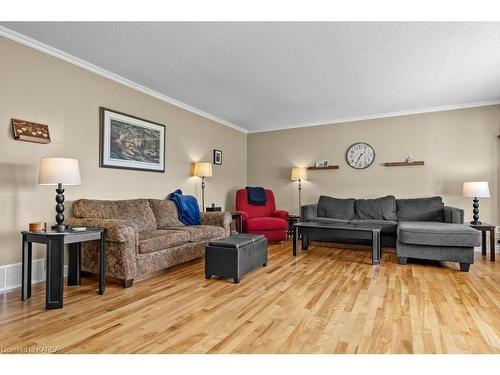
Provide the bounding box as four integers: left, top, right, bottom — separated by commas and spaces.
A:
346, 142, 375, 169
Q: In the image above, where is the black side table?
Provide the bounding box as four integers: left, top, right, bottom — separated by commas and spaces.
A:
469, 223, 496, 261
287, 215, 301, 239
21, 228, 106, 309
231, 212, 243, 234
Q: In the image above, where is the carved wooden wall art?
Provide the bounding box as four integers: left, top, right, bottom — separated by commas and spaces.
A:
11, 118, 51, 144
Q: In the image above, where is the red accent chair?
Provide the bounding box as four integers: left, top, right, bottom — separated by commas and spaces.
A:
235, 188, 288, 242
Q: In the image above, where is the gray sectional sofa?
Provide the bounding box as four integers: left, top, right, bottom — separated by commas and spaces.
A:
301, 195, 481, 271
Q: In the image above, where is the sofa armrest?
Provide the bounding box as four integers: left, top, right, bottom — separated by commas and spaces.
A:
301, 204, 318, 221
65, 217, 138, 243
200, 211, 232, 228
444, 206, 464, 224
272, 209, 289, 221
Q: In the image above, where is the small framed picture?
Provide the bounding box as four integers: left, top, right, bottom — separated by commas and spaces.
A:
213, 149, 222, 165
315, 160, 329, 168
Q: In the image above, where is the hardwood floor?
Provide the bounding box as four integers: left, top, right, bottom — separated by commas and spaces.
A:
1, 241, 499, 354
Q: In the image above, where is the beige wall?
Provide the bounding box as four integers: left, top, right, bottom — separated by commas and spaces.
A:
0, 37, 247, 266
248, 106, 500, 225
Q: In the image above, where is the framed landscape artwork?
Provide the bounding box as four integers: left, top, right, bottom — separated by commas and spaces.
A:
99, 107, 166, 173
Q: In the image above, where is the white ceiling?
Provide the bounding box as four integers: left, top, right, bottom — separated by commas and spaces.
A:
2, 22, 500, 133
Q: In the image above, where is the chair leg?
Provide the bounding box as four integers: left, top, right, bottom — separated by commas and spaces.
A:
398, 257, 408, 265
459, 263, 470, 272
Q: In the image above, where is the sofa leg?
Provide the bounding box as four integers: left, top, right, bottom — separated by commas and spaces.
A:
459, 263, 470, 272
120, 279, 134, 288
398, 257, 408, 265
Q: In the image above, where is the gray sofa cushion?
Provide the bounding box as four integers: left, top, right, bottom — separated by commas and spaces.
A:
355, 195, 397, 220
397, 221, 480, 247
350, 219, 397, 235
396, 196, 445, 222
317, 196, 355, 220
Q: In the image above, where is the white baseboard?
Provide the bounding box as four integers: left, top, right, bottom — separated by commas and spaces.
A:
0, 258, 68, 293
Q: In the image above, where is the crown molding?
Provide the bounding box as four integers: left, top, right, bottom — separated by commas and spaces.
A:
248, 99, 500, 134
0, 26, 247, 134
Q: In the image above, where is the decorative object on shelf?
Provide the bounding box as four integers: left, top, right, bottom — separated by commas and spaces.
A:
315, 160, 329, 168
28, 222, 45, 232
291, 167, 307, 216
307, 165, 339, 170
38, 158, 81, 232
463, 181, 490, 225
406, 154, 413, 163
11, 118, 50, 144
193, 162, 213, 212
99, 107, 165, 173
384, 161, 425, 167
346, 142, 375, 169
213, 149, 222, 165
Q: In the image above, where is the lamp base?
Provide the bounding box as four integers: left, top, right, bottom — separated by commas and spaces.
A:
51, 224, 69, 232
470, 220, 482, 225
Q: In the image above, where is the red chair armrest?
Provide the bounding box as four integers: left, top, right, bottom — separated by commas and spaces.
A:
272, 210, 289, 221
235, 210, 250, 222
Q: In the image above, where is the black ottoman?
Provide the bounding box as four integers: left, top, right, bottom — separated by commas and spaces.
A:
205, 234, 268, 283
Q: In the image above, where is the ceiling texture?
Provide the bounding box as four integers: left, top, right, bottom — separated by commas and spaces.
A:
1, 22, 500, 133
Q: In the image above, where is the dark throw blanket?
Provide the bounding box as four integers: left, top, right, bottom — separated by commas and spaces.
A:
246, 186, 267, 206
169, 189, 201, 225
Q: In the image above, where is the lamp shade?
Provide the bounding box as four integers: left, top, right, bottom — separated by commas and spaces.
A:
193, 162, 213, 177
291, 167, 307, 181
463, 181, 490, 198
38, 158, 81, 185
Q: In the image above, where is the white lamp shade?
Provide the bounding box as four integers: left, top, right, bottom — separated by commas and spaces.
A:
291, 167, 307, 181
463, 181, 490, 198
193, 162, 213, 177
38, 158, 81, 185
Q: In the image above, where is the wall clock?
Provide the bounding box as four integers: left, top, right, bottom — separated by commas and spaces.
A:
346, 142, 375, 169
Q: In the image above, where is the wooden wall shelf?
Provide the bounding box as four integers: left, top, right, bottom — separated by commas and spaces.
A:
384, 161, 425, 167
307, 165, 339, 170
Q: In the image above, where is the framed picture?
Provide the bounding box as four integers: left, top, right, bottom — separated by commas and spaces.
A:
99, 107, 166, 173
213, 149, 222, 165
315, 160, 329, 168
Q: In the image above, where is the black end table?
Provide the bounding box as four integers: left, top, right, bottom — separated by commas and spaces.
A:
21, 228, 106, 309
287, 215, 301, 239
469, 223, 496, 261
231, 212, 243, 234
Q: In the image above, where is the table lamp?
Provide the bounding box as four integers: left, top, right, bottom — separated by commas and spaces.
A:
193, 162, 213, 212
38, 158, 81, 231
463, 181, 490, 225
291, 167, 307, 216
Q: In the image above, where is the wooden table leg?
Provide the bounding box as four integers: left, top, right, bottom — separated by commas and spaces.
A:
68, 242, 81, 286
481, 231, 486, 256
21, 236, 32, 301
46, 238, 64, 309
490, 228, 495, 262
99, 235, 106, 295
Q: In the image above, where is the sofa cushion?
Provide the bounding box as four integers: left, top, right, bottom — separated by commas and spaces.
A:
350, 219, 397, 235
246, 217, 287, 231
138, 230, 191, 254
355, 195, 397, 220
317, 196, 355, 220
73, 198, 157, 232
168, 225, 228, 242
397, 222, 480, 247
149, 199, 183, 228
396, 196, 445, 222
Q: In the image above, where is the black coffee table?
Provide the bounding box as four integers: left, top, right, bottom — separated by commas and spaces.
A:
292, 221, 382, 265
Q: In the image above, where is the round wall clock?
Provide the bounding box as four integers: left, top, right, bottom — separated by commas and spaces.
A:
346, 142, 375, 169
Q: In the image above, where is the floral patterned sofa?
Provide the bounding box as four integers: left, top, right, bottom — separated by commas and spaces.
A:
66, 199, 231, 287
